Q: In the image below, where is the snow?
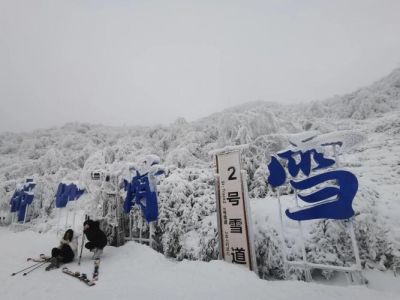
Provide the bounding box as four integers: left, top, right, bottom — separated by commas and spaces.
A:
287, 130, 366, 154
1, 228, 398, 300
209, 144, 250, 156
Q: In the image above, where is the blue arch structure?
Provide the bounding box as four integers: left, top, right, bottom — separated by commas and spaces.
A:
9, 179, 36, 222
55, 183, 84, 208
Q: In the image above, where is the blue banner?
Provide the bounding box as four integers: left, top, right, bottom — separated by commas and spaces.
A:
124, 169, 164, 223
9, 179, 36, 222
55, 183, 84, 208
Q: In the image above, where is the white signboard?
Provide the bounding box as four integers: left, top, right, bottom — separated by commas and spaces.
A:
215, 150, 254, 270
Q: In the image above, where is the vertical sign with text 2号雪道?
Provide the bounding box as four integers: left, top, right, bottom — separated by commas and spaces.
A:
215, 150, 254, 271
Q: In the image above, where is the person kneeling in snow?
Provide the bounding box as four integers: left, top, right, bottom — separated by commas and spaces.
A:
47, 229, 78, 270
83, 219, 107, 259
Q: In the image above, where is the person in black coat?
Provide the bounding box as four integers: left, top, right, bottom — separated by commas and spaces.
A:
46, 229, 78, 270
83, 219, 107, 259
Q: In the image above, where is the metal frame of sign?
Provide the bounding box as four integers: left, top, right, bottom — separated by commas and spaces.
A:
214, 149, 257, 272
56, 201, 78, 235
276, 144, 365, 284
127, 206, 155, 246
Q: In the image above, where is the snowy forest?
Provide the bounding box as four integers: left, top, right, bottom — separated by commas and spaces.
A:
1, 67, 400, 281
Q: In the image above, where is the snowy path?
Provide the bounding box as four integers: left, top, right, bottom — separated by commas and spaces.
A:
1, 228, 398, 300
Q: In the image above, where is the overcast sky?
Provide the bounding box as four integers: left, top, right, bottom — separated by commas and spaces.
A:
1, 0, 399, 132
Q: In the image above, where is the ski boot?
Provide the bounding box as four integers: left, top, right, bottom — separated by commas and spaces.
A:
92, 248, 103, 260
45, 257, 60, 271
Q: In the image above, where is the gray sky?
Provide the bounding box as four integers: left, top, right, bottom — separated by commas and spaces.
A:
1, 0, 400, 132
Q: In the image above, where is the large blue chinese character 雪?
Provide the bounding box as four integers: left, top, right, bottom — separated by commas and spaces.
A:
267, 149, 358, 221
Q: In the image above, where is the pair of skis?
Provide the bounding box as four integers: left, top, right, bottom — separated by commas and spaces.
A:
62, 258, 100, 287
62, 267, 95, 286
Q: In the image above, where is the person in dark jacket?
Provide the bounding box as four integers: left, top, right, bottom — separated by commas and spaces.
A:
83, 219, 107, 259
46, 229, 78, 270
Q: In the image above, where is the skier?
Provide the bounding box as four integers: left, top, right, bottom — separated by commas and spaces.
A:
46, 229, 78, 270
83, 219, 107, 259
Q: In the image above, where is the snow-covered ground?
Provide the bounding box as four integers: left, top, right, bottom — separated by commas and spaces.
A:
1, 228, 399, 300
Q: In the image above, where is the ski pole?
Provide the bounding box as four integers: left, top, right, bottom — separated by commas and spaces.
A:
78, 214, 89, 265
11, 261, 44, 276
23, 261, 47, 276
78, 233, 85, 265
